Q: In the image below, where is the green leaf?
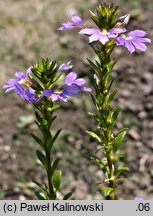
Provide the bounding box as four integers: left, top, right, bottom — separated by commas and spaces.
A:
108, 90, 117, 103
35, 191, 47, 200
53, 170, 61, 191
112, 106, 121, 122
116, 166, 129, 178
33, 180, 42, 189
113, 128, 127, 152
86, 131, 101, 143
51, 158, 60, 176
35, 111, 42, 123
30, 73, 44, 89
91, 94, 97, 107
90, 155, 100, 163
44, 130, 52, 147
63, 191, 74, 200
52, 129, 62, 143
36, 150, 47, 168
49, 105, 60, 112
87, 58, 98, 71
31, 133, 43, 148
100, 187, 114, 197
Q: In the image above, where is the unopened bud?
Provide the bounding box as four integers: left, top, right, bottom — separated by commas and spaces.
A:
116, 14, 130, 26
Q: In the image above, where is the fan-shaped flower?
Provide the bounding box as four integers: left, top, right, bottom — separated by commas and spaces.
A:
79, 27, 126, 44
3, 68, 31, 93
116, 30, 151, 53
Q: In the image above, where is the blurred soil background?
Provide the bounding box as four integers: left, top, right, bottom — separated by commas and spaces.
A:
0, 0, 153, 200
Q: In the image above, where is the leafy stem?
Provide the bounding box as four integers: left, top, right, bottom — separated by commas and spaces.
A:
88, 42, 127, 200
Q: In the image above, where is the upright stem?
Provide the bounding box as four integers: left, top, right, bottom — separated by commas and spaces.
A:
91, 45, 117, 199
106, 152, 115, 200
45, 148, 55, 199
37, 100, 56, 199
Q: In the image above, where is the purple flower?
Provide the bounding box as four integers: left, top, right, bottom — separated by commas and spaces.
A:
116, 30, 151, 53
79, 27, 126, 44
23, 87, 40, 103
134, 197, 144, 200
59, 61, 72, 71
58, 15, 84, 31
3, 67, 41, 103
15, 84, 41, 103
43, 72, 91, 102
62, 72, 92, 96
43, 89, 68, 102
3, 69, 31, 93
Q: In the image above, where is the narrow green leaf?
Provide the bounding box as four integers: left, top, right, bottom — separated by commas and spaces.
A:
53, 170, 62, 191
33, 180, 42, 188
86, 131, 101, 143
35, 191, 46, 200
108, 90, 117, 103
116, 166, 129, 178
63, 191, 73, 200
31, 133, 43, 148
113, 128, 127, 152
87, 58, 98, 71
49, 105, 60, 112
91, 94, 97, 106
51, 158, 60, 176
100, 187, 114, 197
30, 73, 44, 89
36, 150, 47, 168
35, 111, 42, 123
52, 129, 62, 143
107, 59, 118, 71
90, 155, 100, 163
112, 106, 121, 122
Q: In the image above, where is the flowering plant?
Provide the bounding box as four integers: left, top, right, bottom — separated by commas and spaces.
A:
59, 3, 151, 199
3, 59, 91, 199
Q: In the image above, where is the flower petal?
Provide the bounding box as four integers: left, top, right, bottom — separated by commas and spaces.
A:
125, 40, 135, 53
43, 89, 53, 96
73, 78, 86, 85
128, 30, 147, 37
15, 72, 25, 79
65, 72, 77, 85
82, 87, 92, 92
116, 35, 125, 45
71, 15, 83, 26
58, 93, 68, 102
136, 37, 151, 43
79, 28, 99, 35
50, 93, 59, 101
132, 40, 147, 52
89, 33, 100, 43
63, 85, 80, 94
110, 27, 126, 34
99, 35, 109, 44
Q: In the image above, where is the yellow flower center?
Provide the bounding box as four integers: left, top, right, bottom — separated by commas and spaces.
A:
101, 29, 108, 35
122, 34, 132, 40
19, 79, 31, 87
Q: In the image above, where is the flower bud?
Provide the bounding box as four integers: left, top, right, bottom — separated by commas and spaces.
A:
116, 14, 130, 27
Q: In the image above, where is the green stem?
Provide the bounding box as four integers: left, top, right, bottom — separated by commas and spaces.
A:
41, 100, 56, 199
45, 148, 55, 199
106, 151, 115, 200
